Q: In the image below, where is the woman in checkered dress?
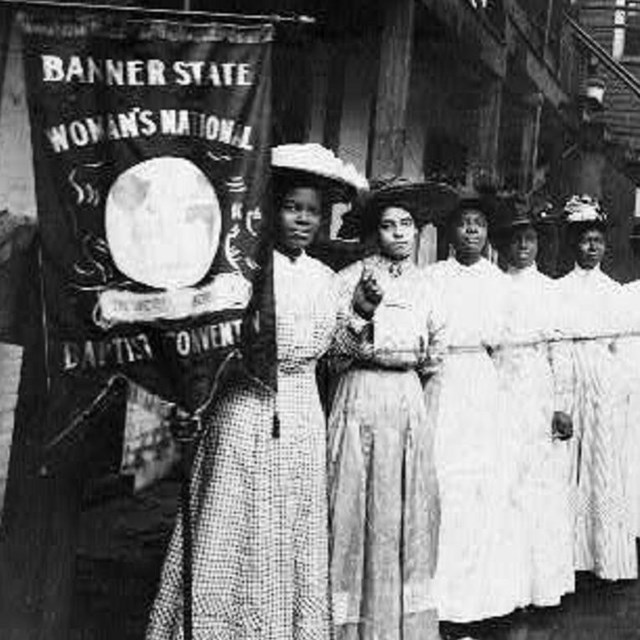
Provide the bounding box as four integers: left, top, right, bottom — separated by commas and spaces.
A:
145, 145, 365, 640
328, 178, 452, 640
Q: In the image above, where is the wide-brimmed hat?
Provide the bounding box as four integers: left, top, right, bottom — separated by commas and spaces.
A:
563, 194, 607, 232
358, 175, 459, 238
492, 195, 557, 237
271, 143, 368, 205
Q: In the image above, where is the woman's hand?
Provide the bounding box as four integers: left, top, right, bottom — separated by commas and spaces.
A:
552, 410, 573, 441
352, 268, 383, 320
166, 406, 203, 444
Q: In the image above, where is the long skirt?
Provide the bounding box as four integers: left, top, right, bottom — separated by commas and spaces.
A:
145, 368, 332, 640
424, 352, 528, 623
619, 335, 640, 537
328, 368, 440, 640
499, 347, 575, 607
569, 343, 637, 581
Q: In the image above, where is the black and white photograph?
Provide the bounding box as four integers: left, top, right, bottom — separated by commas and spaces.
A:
2, 1, 640, 638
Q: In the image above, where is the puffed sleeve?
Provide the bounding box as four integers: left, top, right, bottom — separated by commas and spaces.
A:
481, 267, 510, 355
619, 283, 640, 387
608, 281, 628, 351
418, 278, 447, 377
547, 281, 576, 414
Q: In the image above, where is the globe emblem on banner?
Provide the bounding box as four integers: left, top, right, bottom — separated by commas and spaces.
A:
105, 157, 222, 290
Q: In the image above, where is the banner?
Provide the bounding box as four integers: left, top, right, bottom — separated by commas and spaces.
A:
0, 342, 22, 521
19, 11, 275, 468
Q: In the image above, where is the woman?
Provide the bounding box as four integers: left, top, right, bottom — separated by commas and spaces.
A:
555, 195, 637, 582
423, 187, 528, 625
495, 203, 574, 608
146, 143, 365, 640
328, 176, 452, 640
621, 223, 640, 536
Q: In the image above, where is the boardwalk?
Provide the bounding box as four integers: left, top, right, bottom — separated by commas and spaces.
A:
71, 478, 640, 640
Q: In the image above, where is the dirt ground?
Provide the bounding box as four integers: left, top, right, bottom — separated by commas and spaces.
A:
70, 479, 640, 640
71, 479, 179, 640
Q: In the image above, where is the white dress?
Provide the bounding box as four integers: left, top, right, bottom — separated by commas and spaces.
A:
498, 264, 575, 606
423, 256, 528, 623
617, 280, 640, 537
146, 250, 337, 640
555, 265, 637, 581
327, 255, 442, 640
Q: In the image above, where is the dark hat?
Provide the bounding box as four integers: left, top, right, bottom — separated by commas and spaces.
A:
358, 175, 459, 238
493, 195, 557, 235
451, 182, 498, 218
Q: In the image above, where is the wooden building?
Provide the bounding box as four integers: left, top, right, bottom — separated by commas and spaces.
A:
0, 1, 623, 639
536, 0, 640, 280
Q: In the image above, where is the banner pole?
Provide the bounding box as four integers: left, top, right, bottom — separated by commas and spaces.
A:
0, 0, 316, 23
180, 449, 193, 640
169, 409, 203, 640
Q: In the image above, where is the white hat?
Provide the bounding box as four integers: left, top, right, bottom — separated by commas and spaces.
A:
563, 194, 606, 224
272, 143, 368, 194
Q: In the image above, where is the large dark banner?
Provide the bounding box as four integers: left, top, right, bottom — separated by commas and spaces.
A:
18, 11, 275, 470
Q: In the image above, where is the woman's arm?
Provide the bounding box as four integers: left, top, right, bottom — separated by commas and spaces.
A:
327, 262, 376, 366
418, 281, 447, 379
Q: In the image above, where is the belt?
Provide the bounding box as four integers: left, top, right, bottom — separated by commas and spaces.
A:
353, 360, 415, 373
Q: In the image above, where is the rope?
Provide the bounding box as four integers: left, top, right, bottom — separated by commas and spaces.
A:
319, 327, 640, 361
0, 0, 316, 24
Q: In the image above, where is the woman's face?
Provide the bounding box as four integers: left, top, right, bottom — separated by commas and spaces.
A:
277, 187, 322, 252
576, 228, 605, 270
378, 206, 416, 260
452, 209, 488, 258
508, 226, 538, 270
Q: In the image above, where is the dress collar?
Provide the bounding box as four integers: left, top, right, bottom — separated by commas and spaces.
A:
274, 248, 308, 267
507, 263, 538, 278
369, 253, 415, 278
573, 263, 602, 278
447, 255, 489, 275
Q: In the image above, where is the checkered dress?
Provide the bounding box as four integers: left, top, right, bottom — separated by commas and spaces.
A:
146, 250, 337, 640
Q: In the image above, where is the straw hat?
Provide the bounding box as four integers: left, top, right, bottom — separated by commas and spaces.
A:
271, 143, 368, 205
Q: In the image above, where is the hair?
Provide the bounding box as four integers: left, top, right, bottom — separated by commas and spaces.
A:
359, 194, 418, 241
567, 220, 607, 251
272, 169, 329, 216
492, 221, 537, 254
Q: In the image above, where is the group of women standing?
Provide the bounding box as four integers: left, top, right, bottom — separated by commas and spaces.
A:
145, 144, 640, 640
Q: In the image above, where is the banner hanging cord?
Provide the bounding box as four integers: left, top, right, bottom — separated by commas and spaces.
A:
0, 0, 316, 24
36, 243, 52, 397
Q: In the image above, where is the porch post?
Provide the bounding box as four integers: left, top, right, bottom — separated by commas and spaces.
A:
519, 93, 544, 192
369, 0, 416, 177
469, 74, 503, 185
